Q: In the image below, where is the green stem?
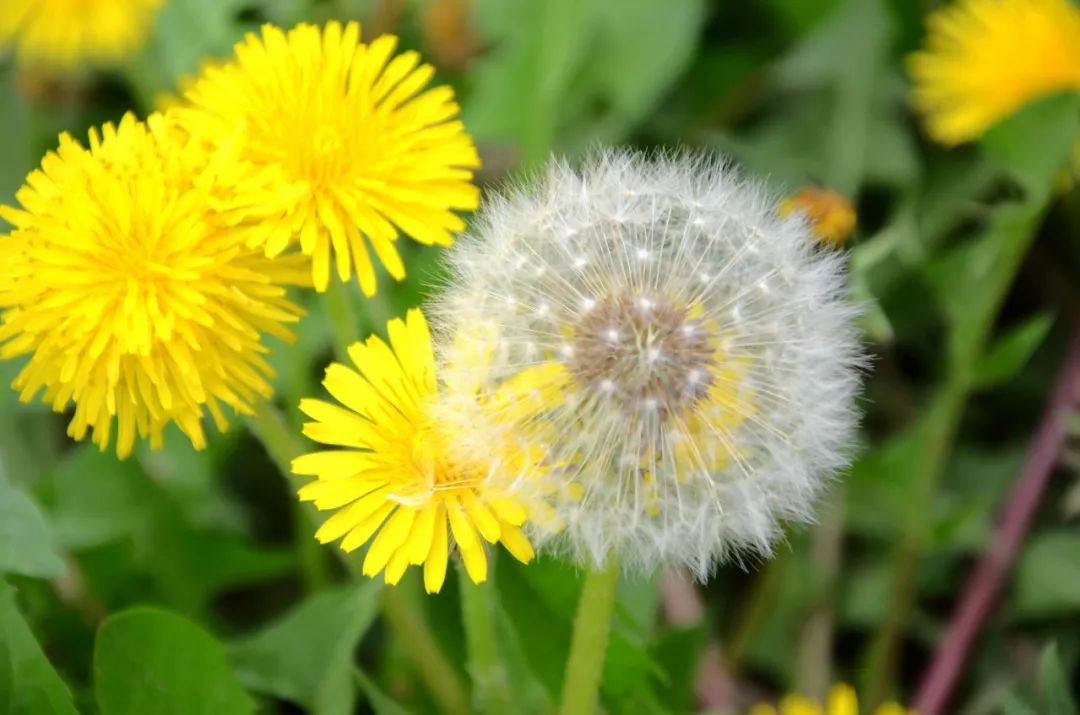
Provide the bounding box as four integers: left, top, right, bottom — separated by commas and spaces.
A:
244, 406, 328, 591
323, 279, 361, 362
559, 560, 620, 715
459, 565, 518, 715
245, 402, 469, 715
726, 549, 786, 670
795, 490, 845, 699
379, 588, 471, 715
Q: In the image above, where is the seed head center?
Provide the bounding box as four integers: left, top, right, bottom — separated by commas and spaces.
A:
566, 294, 715, 414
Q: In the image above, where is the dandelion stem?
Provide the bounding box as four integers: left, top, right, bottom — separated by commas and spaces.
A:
458, 564, 518, 715
245, 402, 469, 715
559, 560, 620, 715
379, 587, 471, 715
796, 490, 845, 700
243, 405, 328, 591
913, 324, 1080, 715
324, 279, 361, 362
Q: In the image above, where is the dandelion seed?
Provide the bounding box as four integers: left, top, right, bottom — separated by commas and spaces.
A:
174, 21, 481, 294
909, 0, 1080, 145
434, 150, 863, 578
293, 310, 560, 593
0, 0, 162, 69
0, 114, 305, 458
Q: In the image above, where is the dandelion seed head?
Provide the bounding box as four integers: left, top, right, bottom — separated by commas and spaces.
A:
434, 149, 863, 578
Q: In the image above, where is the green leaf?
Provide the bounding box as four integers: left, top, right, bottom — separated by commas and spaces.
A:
94, 608, 255, 715
1000, 693, 1041, 715
123, 0, 247, 108
48, 445, 147, 551
0, 581, 79, 715
983, 93, 1080, 200
1040, 643, 1078, 715
1014, 531, 1080, 619
0, 70, 33, 207
973, 313, 1055, 389
466, 0, 704, 164
0, 475, 66, 580
353, 668, 412, 715
229, 581, 381, 715
924, 202, 1046, 372
496, 556, 663, 707
466, 0, 596, 163
650, 624, 709, 711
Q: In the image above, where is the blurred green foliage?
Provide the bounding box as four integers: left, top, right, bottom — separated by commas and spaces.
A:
3, 0, 1080, 713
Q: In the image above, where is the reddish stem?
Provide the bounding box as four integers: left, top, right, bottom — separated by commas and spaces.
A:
913, 324, 1080, 715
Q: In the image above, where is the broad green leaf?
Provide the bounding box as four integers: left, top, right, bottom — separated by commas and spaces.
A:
229, 581, 380, 715
123, 0, 248, 109
983, 93, 1080, 201
925, 201, 1050, 373
466, 0, 596, 163
569, 0, 705, 150
94, 608, 255, 715
0, 581, 79, 715
47, 445, 147, 551
0, 70, 33, 207
1014, 531, 1080, 619
353, 668, 412, 715
1001, 694, 1042, 715
650, 624, 709, 711
466, 0, 704, 164
1040, 643, 1079, 715
497, 556, 663, 707
0, 475, 66, 580
973, 313, 1055, 389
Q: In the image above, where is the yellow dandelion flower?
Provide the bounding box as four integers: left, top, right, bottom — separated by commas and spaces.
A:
292, 309, 558, 593
0, 0, 162, 70
174, 21, 481, 294
0, 113, 305, 458
750, 683, 915, 715
779, 186, 856, 246
909, 0, 1080, 145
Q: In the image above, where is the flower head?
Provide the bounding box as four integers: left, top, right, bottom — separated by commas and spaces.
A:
750, 683, 914, 715
174, 21, 481, 294
909, 0, 1080, 145
0, 0, 162, 69
0, 114, 305, 458
779, 186, 856, 246
434, 150, 863, 578
292, 309, 552, 593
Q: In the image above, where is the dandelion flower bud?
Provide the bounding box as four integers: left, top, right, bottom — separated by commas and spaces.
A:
434, 150, 863, 578
778, 186, 856, 246
174, 21, 481, 294
0, 114, 305, 458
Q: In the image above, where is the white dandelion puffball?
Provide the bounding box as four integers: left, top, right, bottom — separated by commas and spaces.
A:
433, 149, 863, 579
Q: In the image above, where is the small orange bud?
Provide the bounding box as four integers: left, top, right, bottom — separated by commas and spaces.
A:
779, 186, 856, 246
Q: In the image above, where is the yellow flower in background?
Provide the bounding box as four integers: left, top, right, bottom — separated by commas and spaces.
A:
750, 683, 914, 715
0, 0, 162, 70
779, 186, 856, 246
292, 309, 558, 593
909, 0, 1080, 145
0, 114, 305, 458
174, 21, 481, 294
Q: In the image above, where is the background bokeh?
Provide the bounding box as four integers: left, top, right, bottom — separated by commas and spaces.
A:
3, 0, 1080, 713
